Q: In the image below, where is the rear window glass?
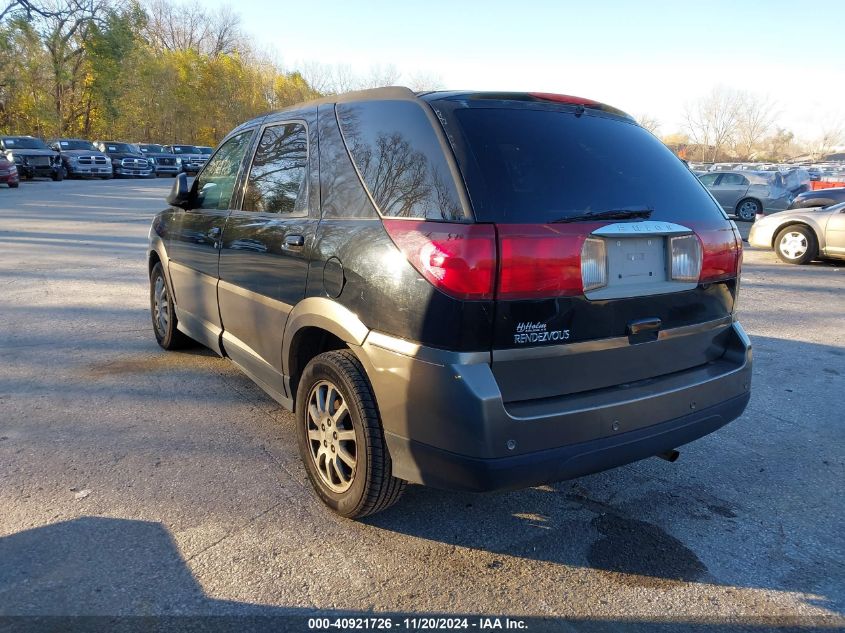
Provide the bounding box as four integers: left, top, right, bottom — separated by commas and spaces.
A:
337, 101, 466, 221
443, 106, 723, 224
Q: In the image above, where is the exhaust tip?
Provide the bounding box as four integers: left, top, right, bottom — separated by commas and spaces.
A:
657, 449, 680, 463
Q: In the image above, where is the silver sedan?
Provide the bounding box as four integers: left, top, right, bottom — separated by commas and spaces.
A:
748, 202, 845, 264
698, 171, 794, 221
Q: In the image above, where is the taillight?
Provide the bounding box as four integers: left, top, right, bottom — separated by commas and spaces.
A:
669, 234, 703, 282
382, 220, 496, 300
497, 224, 596, 299
697, 227, 741, 283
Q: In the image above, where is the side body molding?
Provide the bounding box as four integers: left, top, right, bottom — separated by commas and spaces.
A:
282, 297, 370, 378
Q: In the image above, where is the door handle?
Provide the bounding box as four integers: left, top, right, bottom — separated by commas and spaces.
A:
284, 234, 305, 248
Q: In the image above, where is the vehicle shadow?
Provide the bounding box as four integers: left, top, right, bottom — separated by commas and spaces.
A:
0, 516, 831, 632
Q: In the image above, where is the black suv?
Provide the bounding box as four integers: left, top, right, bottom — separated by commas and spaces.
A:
148, 87, 752, 518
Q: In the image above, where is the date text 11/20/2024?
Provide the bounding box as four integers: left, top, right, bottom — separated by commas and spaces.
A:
308, 617, 529, 630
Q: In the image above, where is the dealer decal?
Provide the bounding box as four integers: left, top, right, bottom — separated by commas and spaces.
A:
513, 322, 570, 345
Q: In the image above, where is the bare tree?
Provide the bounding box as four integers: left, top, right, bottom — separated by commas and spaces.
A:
684, 86, 741, 162
733, 93, 776, 160
407, 70, 443, 93
1, 0, 65, 21
812, 121, 843, 160
636, 114, 660, 134
143, 0, 242, 55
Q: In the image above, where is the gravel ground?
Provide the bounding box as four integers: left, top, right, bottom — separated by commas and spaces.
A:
0, 179, 843, 631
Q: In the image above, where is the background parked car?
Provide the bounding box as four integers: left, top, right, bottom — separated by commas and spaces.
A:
0, 136, 63, 181
698, 170, 794, 221
789, 187, 845, 210
137, 143, 182, 177
749, 202, 845, 264
196, 145, 212, 157
164, 144, 208, 175
49, 139, 112, 179
0, 155, 19, 187
94, 141, 154, 178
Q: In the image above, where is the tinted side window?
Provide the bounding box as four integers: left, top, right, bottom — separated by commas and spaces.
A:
699, 173, 718, 186
195, 130, 254, 211
337, 101, 465, 221
242, 123, 308, 215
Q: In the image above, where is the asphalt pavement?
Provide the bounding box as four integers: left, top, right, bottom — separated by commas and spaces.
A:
0, 178, 843, 631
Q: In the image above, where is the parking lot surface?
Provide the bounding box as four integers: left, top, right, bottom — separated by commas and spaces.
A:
1, 179, 843, 629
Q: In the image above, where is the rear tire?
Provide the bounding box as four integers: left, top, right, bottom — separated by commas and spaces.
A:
775, 225, 817, 265
735, 198, 761, 221
296, 350, 406, 518
150, 262, 189, 349
51, 170, 64, 182
9, 182, 18, 188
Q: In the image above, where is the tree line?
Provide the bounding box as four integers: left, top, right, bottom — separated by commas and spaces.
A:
0, 0, 415, 146
643, 86, 842, 163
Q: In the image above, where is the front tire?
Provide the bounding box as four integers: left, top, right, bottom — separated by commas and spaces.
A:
51, 170, 64, 182
150, 262, 189, 349
296, 350, 405, 518
775, 225, 817, 265
9, 182, 18, 188
735, 198, 761, 221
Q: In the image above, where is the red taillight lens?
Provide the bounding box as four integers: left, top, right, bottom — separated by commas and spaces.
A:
382, 220, 496, 300
697, 227, 741, 283
497, 224, 595, 300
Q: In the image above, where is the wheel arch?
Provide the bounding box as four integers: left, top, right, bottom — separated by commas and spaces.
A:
283, 297, 371, 405
770, 221, 819, 250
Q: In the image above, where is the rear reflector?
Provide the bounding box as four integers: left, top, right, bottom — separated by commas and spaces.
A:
382, 220, 496, 300
669, 234, 703, 282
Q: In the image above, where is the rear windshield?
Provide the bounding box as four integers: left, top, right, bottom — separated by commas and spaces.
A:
441, 105, 724, 224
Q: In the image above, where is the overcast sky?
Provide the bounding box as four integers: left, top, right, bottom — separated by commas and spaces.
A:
203, 0, 844, 140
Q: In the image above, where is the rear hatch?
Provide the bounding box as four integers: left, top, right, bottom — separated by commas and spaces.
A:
426, 94, 741, 403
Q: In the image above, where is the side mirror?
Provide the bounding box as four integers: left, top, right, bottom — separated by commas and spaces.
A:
166, 172, 192, 209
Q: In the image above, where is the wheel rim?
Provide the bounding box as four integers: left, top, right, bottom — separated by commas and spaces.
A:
779, 232, 808, 259
739, 201, 758, 220
153, 274, 170, 336
306, 380, 357, 493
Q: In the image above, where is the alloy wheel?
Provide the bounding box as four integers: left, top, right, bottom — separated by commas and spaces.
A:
153, 275, 170, 337
738, 201, 759, 221
306, 380, 357, 492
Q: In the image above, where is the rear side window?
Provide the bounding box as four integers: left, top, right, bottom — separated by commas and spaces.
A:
720, 173, 748, 186
242, 123, 308, 215
337, 101, 465, 221
441, 105, 724, 224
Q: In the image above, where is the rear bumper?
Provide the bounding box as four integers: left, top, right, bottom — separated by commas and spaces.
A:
386, 392, 749, 492
358, 320, 752, 491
